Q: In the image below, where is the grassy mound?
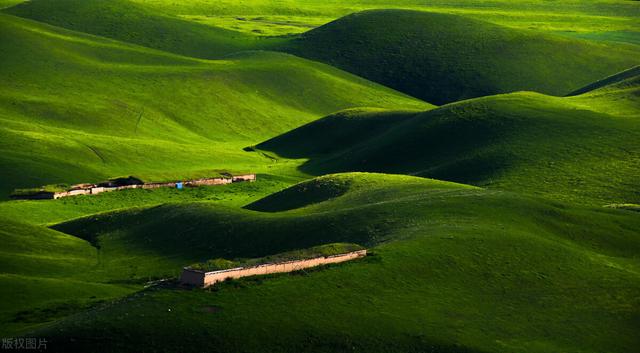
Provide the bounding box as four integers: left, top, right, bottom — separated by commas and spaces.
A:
252, 108, 420, 158
256, 76, 640, 205
0, 13, 429, 198
281, 9, 640, 104
244, 173, 355, 212
25, 173, 640, 353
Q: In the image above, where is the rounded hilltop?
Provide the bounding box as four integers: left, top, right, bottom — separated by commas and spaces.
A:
255, 73, 640, 206
282, 9, 640, 104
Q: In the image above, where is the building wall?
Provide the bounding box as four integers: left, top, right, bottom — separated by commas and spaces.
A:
53, 189, 91, 199
179, 269, 206, 285
141, 182, 176, 189
232, 174, 256, 182
186, 178, 232, 186
181, 250, 367, 287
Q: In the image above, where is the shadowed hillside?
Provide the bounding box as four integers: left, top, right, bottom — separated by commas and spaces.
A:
281, 10, 640, 104
567, 65, 640, 96
30, 173, 640, 353
256, 73, 640, 205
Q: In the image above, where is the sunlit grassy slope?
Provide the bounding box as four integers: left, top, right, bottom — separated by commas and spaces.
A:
3, 0, 275, 58
9, 0, 639, 37
257, 72, 640, 206
281, 10, 640, 104
7, 0, 639, 56
7, 2, 637, 105
28, 173, 640, 353
128, 0, 640, 41
0, 13, 429, 198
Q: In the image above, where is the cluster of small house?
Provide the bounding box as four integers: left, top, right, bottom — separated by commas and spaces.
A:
11, 174, 256, 200
180, 249, 367, 288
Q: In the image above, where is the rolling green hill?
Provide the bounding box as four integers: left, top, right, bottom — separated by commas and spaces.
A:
10, 0, 639, 38
7, 2, 638, 106
256, 73, 640, 206
25, 173, 640, 353
0, 13, 429, 199
280, 10, 640, 104
1, 1, 639, 352
3, 0, 273, 59
127, 0, 640, 43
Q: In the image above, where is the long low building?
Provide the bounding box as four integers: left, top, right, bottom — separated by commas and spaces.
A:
180, 249, 367, 287
11, 174, 257, 200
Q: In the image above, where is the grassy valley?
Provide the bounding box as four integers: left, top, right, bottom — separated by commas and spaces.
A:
0, 12, 428, 198
0, 1, 638, 352
24, 173, 640, 353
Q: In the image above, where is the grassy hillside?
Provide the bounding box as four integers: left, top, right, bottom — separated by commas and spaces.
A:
3, 0, 274, 59
25, 173, 640, 353
7, 2, 637, 106
8, 1, 639, 54
256, 75, 640, 205
0, 13, 429, 198
0, 175, 299, 335
129, 0, 640, 42
281, 10, 639, 104
0, 216, 136, 335
1, 1, 639, 352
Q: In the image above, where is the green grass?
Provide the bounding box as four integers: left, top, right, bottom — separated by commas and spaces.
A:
280, 9, 639, 104
4, 0, 277, 59
0, 217, 136, 335
177, 14, 334, 36
605, 204, 640, 212
558, 30, 640, 46
256, 74, 640, 206
0, 0, 22, 9
25, 173, 640, 353
0, 12, 429, 199
1, 1, 639, 352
